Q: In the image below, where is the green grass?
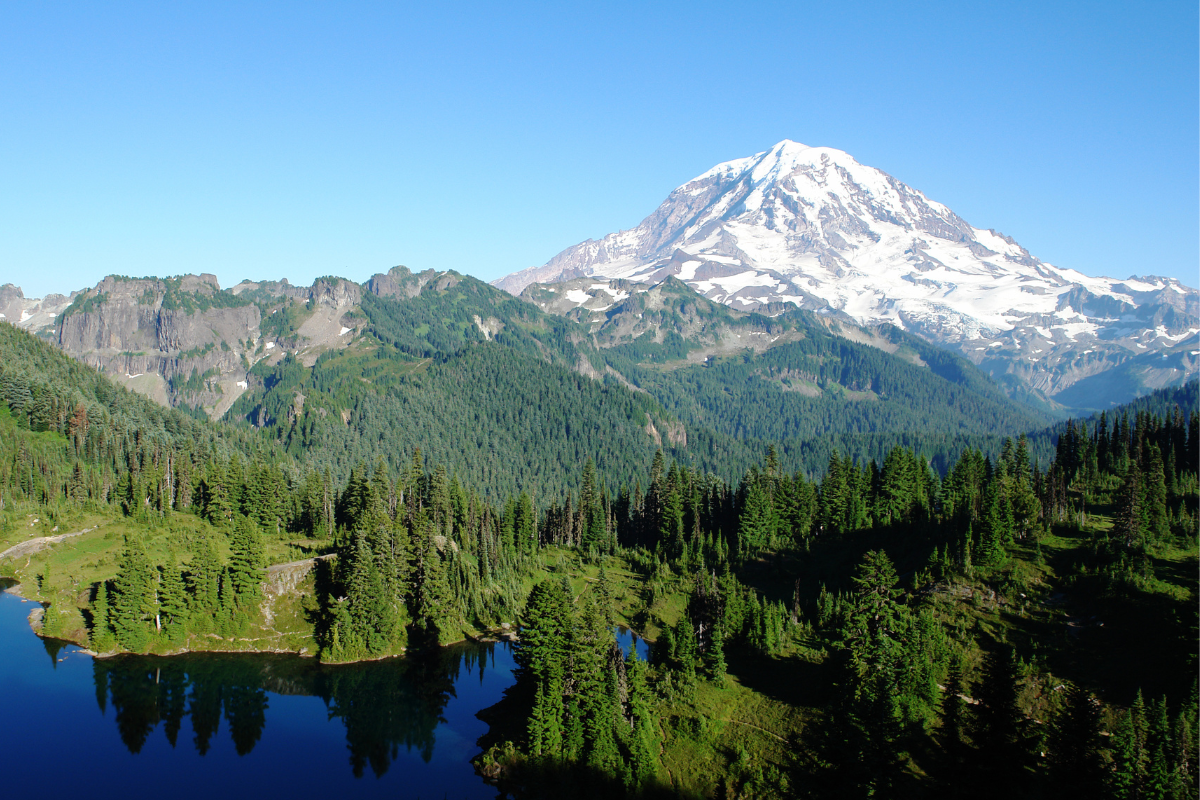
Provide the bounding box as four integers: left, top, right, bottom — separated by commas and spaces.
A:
0, 504, 328, 654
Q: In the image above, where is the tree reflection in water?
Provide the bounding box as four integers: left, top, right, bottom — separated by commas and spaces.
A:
91, 641, 499, 776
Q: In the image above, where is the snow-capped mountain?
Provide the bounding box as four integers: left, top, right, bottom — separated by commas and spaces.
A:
0, 284, 75, 333
495, 140, 1199, 407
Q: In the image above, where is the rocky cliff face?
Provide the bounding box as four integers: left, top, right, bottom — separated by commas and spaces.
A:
0, 284, 74, 334
43, 273, 363, 418
497, 140, 1199, 410
58, 275, 260, 353
363, 265, 441, 299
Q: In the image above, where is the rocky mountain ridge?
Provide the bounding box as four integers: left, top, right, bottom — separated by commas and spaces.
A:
495, 140, 1199, 409
4, 273, 366, 417
1, 266, 511, 419
0, 284, 75, 333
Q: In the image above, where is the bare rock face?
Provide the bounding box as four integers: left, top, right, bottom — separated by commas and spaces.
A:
309, 276, 362, 309
58, 276, 260, 354
365, 265, 441, 299
50, 273, 363, 418
498, 140, 1199, 409
53, 276, 260, 414
0, 284, 74, 333
0, 284, 25, 322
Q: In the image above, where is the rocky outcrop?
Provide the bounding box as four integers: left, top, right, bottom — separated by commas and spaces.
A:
44, 273, 364, 418
0, 284, 74, 333
365, 265, 440, 299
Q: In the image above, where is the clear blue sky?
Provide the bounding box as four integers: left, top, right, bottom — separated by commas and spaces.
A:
2, 1, 1196, 298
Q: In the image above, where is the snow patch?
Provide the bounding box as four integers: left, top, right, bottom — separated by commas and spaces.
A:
676, 260, 703, 281
339, 326, 351, 336
236, 380, 248, 389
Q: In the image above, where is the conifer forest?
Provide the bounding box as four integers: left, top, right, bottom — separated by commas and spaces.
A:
0, 313, 1196, 800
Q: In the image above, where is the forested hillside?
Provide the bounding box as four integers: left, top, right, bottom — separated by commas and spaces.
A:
0, 322, 279, 510
1, 307, 1196, 798
226, 340, 715, 500
226, 269, 1051, 494
475, 389, 1198, 799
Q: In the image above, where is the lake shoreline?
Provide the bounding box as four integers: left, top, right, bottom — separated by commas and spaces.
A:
1, 578, 517, 664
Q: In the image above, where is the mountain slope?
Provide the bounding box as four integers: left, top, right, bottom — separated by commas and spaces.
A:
42, 274, 363, 418
0, 321, 282, 511
229, 269, 1051, 489
496, 140, 1199, 409
5, 265, 1052, 492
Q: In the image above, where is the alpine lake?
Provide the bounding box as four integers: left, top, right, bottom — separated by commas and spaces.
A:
0, 582, 652, 799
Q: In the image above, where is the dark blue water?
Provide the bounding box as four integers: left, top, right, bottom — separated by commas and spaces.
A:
0, 587, 517, 800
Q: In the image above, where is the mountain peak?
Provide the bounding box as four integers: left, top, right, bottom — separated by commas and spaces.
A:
494, 142, 1199, 407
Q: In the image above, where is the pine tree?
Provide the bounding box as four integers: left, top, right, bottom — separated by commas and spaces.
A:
1144, 696, 1174, 800
227, 514, 265, 608
939, 655, 969, 795
580, 458, 607, 550
90, 581, 115, 652
676, 617, 698, 689
518, 580, 574, 757
661, 462, 685, 555
203, 460, 233, 525
1115, 457, 1144, 549
158, 555, 189, 636
1047, 683, 1106, 797
576, 596, 621, 776
344, 531, 396, 656
967, 647, 1030, 797
1111, 692, 1149, 800
738, 475, 772, 557
708, 622, 727, 683
1142, 447, 1170, 544
188, 539, 222, 615
624, 645, 658, 784
414, 531, 452, 639
516, 491, 536, 552
112, 536, 156, 651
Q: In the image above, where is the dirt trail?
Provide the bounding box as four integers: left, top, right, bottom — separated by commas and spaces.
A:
0, 527, 99, 561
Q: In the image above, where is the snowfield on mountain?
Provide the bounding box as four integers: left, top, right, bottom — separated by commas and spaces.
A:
496, 140, 1198, 409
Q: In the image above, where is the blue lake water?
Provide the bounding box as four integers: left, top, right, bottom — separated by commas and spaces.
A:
0, 586, 651, 800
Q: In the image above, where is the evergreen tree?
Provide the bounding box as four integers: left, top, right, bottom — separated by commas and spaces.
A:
1142, 447, 1170, 544
708, 622, 727, 683
1115, 456, 1145, 549
576, 596, 622, 776
1144, 696, 1174, 800
967, 647, 1030, 798
516, 491, 536, 552
343, 531, 397, 656
227, 514, 265, 609
1047, 683, 1106, 797
158, 555, 189, 635
518, 580, 574, 757
111, 536, 157, 651
188, 539, 222, 614
624, 645, 658, 784
939, 654, 969, 795
1111, 691, 1149, 800
413, 532, 452, 639
89, 581, 115, 652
